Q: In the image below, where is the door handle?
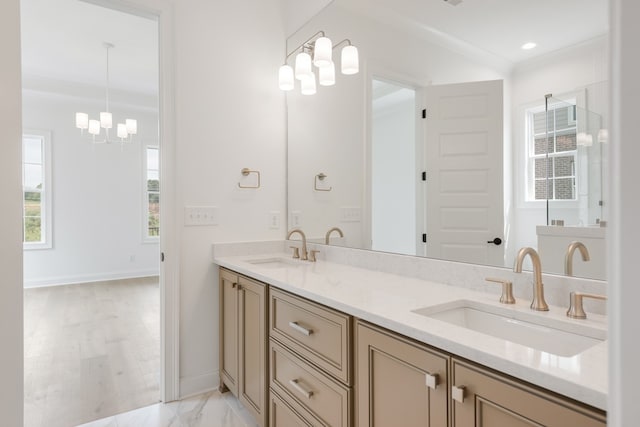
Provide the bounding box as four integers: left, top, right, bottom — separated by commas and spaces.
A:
487, 237, 502, 245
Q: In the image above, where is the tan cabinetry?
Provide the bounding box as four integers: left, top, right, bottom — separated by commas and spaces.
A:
269, 288, 353, 426
451, 358, 606, 427
219, 268, 268, 427
355, 321, 449, 427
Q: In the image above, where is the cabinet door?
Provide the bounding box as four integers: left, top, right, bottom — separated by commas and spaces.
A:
356, 321, 449, 427
219, 269, 239, 395
239, 275, 268, 427
451, 358, 606, 427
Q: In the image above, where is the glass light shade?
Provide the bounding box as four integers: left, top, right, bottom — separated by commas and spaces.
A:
126, 119, 138, 135
313, 37, 333, 67
295, 52, 312, 80
577, 132, 594, 147
598, 129, 609, 143
88, 120, 101, 136
301, 73, 317, 96
100, 112, 113, 129
279, 65, 295, 91
341, 45, 359, 75
75, 112, 89, 129
319, 62, 335, 86
117, 123, 128, 139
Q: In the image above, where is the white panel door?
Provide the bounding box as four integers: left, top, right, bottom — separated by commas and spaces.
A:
424, 80, 504, 266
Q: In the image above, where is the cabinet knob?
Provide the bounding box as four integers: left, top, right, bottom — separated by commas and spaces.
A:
452, 385, 466, 403
425, 373, 439, 390
232, 282, 237, 288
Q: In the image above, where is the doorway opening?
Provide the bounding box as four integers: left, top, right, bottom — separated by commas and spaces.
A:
20, 0, 162, 425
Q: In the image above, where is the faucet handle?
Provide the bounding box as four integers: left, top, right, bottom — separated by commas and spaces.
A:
485, 277, 515, 304
289, 246, 300, 259
309, 249, 320, 262
567, 291, 607, 319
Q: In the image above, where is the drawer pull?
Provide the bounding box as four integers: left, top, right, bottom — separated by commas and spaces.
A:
288, 321, 313, 336
289, 379, 314, 399
425, 373, 439, 390
452, 385, 466, 403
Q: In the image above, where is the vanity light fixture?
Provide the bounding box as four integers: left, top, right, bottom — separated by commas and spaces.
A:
75, 42, 138, 144
278, 31, 359, 95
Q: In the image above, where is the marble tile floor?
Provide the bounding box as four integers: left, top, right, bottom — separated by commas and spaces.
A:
77, 391, 258, 427
24, 277, 161, 427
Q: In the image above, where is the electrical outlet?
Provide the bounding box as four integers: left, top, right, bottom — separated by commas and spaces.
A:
185, 206, 219, 226
269, 211, 280, 229
290, 211, 301, 227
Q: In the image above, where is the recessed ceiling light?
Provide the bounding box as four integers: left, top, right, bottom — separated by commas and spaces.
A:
521, 42, 537, 50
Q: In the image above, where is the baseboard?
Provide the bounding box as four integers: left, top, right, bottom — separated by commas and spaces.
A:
180, 371, 219, 399
23, 269, 159, 288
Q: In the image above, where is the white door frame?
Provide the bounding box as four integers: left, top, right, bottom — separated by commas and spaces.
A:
364, 65, 425, 256
81, 0, 180, 402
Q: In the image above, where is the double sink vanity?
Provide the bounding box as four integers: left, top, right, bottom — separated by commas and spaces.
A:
213, 239, 607, 426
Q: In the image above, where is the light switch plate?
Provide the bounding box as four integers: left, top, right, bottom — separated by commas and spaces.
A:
184, 206, 219, 226
340, 207, 361, 222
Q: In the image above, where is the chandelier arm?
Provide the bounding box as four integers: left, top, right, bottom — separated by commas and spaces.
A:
283, 30, 326, 63
331, 39, 353, 50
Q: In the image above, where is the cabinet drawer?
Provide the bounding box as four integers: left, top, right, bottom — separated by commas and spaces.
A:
270, 339, 351, 427
270, 289, 352, 384
270, 390, 313, 427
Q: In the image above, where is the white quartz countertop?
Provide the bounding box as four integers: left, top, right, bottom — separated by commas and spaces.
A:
213, 252, 607, 411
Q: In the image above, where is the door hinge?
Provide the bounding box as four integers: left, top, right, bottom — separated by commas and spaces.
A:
421, 171, 426, 181
422, 234, 427, 243
421, 109, 427, 119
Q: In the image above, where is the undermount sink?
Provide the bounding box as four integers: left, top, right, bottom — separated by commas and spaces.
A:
245, 257, 307, 269
412, 300, 605, 357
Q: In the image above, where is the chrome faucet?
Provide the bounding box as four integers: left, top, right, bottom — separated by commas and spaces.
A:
514, 247, 549, 311
564, 241, 590, 277
287, 228, 308, 261
325, 227, 344, 245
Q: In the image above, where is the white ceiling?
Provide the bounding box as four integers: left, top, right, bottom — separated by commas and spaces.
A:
20, 0, 158, 95
287, 0, 609, 65
21, 0, 608, 95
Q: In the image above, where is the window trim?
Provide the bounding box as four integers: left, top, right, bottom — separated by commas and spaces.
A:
22, 130, 53, 250
524, 97, 580, 203
142, 144, 160, 243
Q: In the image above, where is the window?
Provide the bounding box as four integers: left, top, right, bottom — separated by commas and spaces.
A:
22, 131, 52, 249
145, 146, 160, 239
527, 104, 578, 201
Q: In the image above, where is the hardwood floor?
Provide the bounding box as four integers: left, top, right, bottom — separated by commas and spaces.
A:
24, 277, 160, 427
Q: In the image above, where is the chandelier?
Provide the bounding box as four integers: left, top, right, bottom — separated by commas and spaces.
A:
74, 42, 138, 143
279, 31, 359, 95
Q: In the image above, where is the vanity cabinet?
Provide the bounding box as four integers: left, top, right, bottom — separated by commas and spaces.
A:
219, 268, 268, 427
355, 321, 449, 427
218, 267, 606, 427
451, 358, 606, 427
269, 288, 353, 426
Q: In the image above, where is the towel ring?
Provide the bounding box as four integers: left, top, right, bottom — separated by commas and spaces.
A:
314, 173, 332, 192
238, 168, 260, 189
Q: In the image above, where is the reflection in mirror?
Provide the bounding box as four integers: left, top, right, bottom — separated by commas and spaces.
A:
371, 79, 416, 256
286, 0, 609, 280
